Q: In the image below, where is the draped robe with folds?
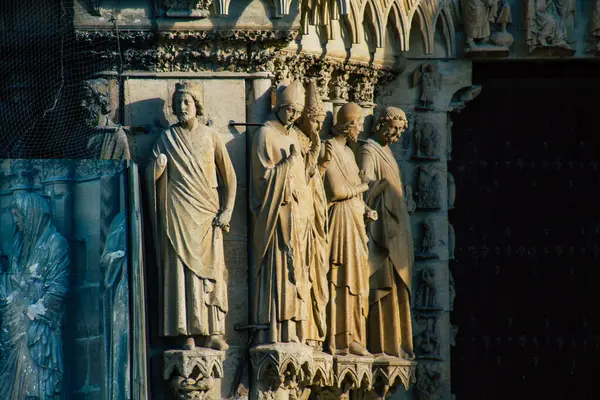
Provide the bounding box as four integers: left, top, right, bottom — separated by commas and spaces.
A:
250, 114, 310, 344
296, 132, 329, 346
359, 139, 414, 357
87, 116, 131, 160
462, 0, 496, 40
146, 123, 236, 337
102, 212, 130, 400
321, 139, 370, 352
0, 194, 69, 399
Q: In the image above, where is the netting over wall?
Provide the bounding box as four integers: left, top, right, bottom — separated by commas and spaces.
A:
0, 0, 123, 158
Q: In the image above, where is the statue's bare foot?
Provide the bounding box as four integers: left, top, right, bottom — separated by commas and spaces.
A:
399, 349, 416, 361
182, 337, 196, 350
206, 335, 229, 351
349, 341, 372, 357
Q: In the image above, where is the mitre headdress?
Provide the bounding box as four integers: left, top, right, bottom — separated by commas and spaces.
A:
303, 81, 325, 119
276, 80, 305, 109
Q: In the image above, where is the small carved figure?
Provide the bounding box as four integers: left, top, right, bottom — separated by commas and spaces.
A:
146, 81, 237, 350
412, 64, 441, 111
416, 268, 437, 309
448, 173, 456, 209
449, 223, 456, 260
415, 317, 441, 359
102, 212, 130, 400
416, 364, 442, 400
250, 80, 310, 345
165, 0, 212, 17
81, 78, 131, 160
413, 121, 439, 160
329, 73, 350, 101
419, 218, 438, 257
526, 0, 575, 53
405, 185, 416, 214
0, 193, 69, 399
592, 0, 600, 51
296, 81, 329, 350
320, 102, 376, 356
416, 165, 441, 209
463, 0, 513, 49
449, 270, 456, 311
359, 107, 415, 359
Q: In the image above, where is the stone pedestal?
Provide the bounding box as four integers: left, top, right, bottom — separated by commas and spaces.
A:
371, 355, 417, 398
250, 343, 333, 399
163, 348, 225, 400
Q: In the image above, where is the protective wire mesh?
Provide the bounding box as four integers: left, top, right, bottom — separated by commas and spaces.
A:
0, 0, 123, 158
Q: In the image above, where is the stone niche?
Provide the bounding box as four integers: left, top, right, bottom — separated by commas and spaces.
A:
123, 73, 271, 399
0, 159, 138, 400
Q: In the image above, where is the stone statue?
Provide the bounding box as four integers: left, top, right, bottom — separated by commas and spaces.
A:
102, 211, 130, 400
82, 78, 131, 160
462, 0, 512, 49
0, 193, 69, 399
412, 64, 441, 111
415, 317, 441, 359
413, 120, 439, 160
405, 184, 416, 214
592, 0, 600, 50
420, 218, 437, 257
320, 102, 376, 356
358, 107, 415, 359
296, 81, 329, 350
526, 0, 575, 52
146, 81, 237, 350
250, 80, 310, 344
416, 165, 441, 209
416, 268, 436, 309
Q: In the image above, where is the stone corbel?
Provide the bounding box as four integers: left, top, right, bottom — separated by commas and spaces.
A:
251, 343, 333, 398
163, 348, 225, 399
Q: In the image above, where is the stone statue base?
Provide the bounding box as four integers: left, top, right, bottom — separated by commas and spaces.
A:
250, 343, 334, 399
165, 8, 210, 18
529, 45, 575, 57
163, 347, 225, 400
372, 355, 416, 393
464, 45, 509, 59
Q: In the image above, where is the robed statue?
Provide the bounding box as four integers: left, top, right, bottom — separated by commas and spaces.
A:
359, 107, 415, 359
0, 193, 69, 399
320, 102, 377, 356
296, 81, 329, 350
146, 81, 237, 350
250, 80, 311, 344
81, 78, 131, 160
102, 212, 130, 399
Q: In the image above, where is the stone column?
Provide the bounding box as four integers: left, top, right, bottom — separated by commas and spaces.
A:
375, 60, 478, 400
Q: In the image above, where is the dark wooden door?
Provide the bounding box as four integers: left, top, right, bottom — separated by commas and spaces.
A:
450, 62, 600, 400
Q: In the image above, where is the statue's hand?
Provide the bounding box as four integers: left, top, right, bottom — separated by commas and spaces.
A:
289, 144, 299, 162
155, 153, 168, 178
213, 209, 233, 232
26, 300, 47, 321
364, 207, 378, 222
319, 141, 333, 169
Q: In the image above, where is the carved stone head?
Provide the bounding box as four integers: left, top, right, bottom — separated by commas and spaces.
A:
372, 106, 408, 145
275, 80, 305, 128
332, 102, 364, 143
81, 78, 111, 128
297, 81, 325, 137
172, 81, 204, 123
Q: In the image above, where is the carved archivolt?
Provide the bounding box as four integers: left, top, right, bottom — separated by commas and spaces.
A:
300, 0, 458, 55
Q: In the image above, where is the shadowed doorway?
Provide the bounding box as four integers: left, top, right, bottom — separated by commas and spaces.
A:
450, 61, 600, 399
